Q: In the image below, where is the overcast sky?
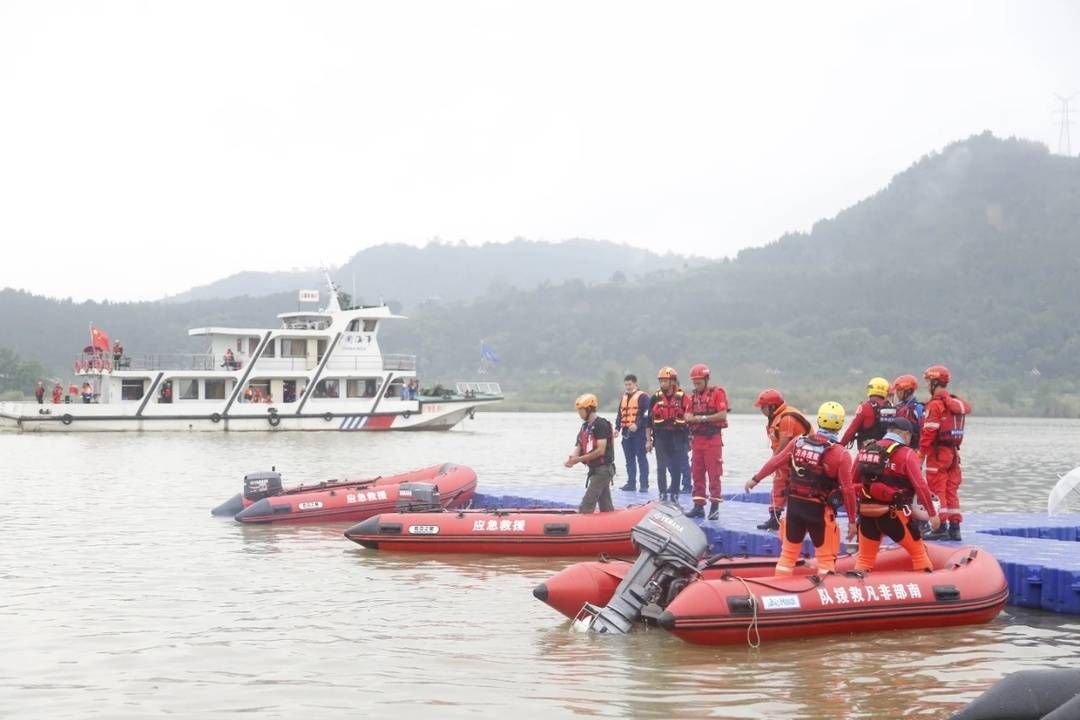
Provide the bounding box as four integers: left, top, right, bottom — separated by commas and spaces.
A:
1, 1, 1078, 301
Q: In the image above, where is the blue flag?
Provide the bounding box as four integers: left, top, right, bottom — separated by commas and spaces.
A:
480, 340, 500, 364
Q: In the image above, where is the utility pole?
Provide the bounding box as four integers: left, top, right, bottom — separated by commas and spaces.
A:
1055, 93, 1076, 156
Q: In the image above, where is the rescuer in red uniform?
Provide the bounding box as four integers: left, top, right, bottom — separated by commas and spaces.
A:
854, 417, 940, 572
684, 363, 727, 520
839, 376, 897, 448
745, 401, 857, 575
752, 388, 811, 531
920, 365, 972, 541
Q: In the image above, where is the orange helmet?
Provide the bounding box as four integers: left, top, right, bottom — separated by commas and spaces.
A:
656, 366, 678, 381
574, 393, 598, 411
893, 374, 918, 393
754, 389, 784, 408
689, 363, 710, 381
924, 365, 951, 386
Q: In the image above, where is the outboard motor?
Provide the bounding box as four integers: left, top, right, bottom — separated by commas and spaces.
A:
243, 471, 283, 503
395, 482, 442, 512
575, 503, 708, 634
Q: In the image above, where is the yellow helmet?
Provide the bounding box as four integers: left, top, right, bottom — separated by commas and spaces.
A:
866, 377, 890, 398
817, 401, 845, 431
574, 393, 598, 411
657, 366, 677, 381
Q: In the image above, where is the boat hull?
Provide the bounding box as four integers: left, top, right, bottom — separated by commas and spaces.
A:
344, 503, 657, 556
223, 463, 477, 524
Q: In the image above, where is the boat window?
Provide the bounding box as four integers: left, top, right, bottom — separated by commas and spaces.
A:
244, 379, 272, 403
282, 380, 297, 403
281, 339, 307, 358
385, 377, 405, 399
205, 379, 226, 400
158, 380, 173, 404
236, 338, 243, 352
263, 339, 276, 358
347, 378, 380, 398
248, 337, 259, 355
121, 379, 145, 401
317, 339, 327, 362
179, 379, 199, 400
347, 319, 360, 332
363, 320, 377, 333
314, 379, 340, 399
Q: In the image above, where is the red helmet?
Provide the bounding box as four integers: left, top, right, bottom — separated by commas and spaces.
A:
924, 365, 951, 386
754, 388, 784, 408
689, 363, 710, 381
893, 374, 918, 392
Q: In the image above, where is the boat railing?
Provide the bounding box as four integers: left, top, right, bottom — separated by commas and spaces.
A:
383, 354, 417, 371
123, 353, 217, 371
455, 381, 503, 397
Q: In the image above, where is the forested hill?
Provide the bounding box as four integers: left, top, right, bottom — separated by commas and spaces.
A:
166, 239, 691, 307
381, 133, 1080, 414
4, 133, 1079, 415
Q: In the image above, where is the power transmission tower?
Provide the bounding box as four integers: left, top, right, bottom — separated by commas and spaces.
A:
1055, 93, 1077, 156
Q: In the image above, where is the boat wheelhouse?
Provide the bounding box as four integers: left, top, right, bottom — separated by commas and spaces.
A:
0, 281, 501, 432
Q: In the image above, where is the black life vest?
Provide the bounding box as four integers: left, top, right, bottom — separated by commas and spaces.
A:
854, 399, 897, 446
788, 434, 837, 501
856, 440, 914, 506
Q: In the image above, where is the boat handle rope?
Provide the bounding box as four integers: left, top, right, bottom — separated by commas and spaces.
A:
732, 576, 761, 649
727, 574, 824, 595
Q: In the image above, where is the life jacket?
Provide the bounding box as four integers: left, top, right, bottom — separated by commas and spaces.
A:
932, 391, 970, 448
855, 440, 914, 507
650, 388, 687, 431
618, 390, 647, 429
767, 404, 812, 450
854, 398, 897, 445
788, 433, 837, 502
577, 417, 615, 468
689, 386, 727, 436
894, 398, 924, 447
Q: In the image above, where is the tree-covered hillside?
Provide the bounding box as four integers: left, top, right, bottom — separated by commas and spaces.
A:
4, 133, 1079, 415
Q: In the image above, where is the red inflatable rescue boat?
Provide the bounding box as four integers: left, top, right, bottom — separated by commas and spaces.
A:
210, 463, 477, 524
344, 502, 657, 555
660, 544, 1007, 645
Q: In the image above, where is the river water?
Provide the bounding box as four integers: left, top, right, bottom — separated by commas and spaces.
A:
2, 413, 1079, 719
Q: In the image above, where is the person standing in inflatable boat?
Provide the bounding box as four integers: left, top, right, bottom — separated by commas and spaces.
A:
853, 416, 940, 572
566, 393, 616, 514
744, 401, 857, 575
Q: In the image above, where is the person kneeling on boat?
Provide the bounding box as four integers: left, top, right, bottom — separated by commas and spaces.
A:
566, 393, 616, 514
745, 401, 857, 575
853, 417, 940, 573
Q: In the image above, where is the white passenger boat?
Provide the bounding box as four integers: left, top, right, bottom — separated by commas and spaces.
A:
0, 282, 501, 432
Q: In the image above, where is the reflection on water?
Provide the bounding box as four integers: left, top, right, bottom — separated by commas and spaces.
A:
2, 413, 1080, 718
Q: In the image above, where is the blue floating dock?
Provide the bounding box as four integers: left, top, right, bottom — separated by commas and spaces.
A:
472, 486, 1080, 615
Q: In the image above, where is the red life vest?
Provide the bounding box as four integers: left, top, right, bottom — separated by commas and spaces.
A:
689, 386, 727, 436
933, 392, 970, 448
856, 440, 915, 506
650, 388, 687, 430
619, 390, 647, 428
854, 398, 897, 445
788, 434, 837, 502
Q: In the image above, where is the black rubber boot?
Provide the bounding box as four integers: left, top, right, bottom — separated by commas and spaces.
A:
707, 501, 720, 521
659, 492, 669, 502
757, 509, 781, 531
685, 503, 705, 519
924, 521, 951, 541
669, 492, 680, 506
948, 521, 962, 541
619, 483, 635, 492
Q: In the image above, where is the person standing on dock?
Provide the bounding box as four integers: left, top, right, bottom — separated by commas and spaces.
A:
920, 365, 972, 542
745, 401, 857, 575
853, 417, 939, 572
839, 376, 897, 448
684, 363, 728, 520
645, 367, 690, 503
752, 389, 812, 531
566, 393, 616, 514
615, 374, 651, 493
34, 381, 45, 404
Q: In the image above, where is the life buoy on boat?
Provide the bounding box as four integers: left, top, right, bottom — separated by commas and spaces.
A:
268, 414, 281, 427
61, 413, 73, 426
323, 412, 334, 422
210, 412, 222, 423
402, 410, 412, 420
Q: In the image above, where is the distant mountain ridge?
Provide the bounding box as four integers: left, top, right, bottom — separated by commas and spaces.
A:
166, 239, 693, 307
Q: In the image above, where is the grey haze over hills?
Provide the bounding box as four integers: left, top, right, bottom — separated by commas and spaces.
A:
165, 239, 694, 307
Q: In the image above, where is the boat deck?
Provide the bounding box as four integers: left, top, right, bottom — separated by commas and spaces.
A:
471, 485, 1080, 615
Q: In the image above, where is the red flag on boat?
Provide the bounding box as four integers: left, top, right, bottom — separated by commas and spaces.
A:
90, 325, 110, 352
